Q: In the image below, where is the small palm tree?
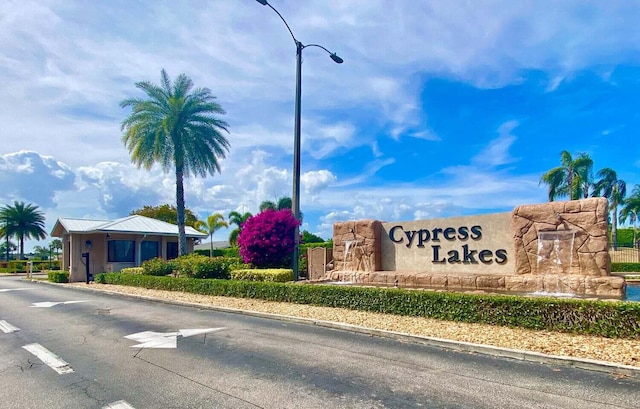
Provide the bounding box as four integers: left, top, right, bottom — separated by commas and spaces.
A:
121, 69, 230, 256
259, 200, 277, 212
620, 185, 640, 248
0, 240, 16, 261
228, 211, 252, 246
50, 238, 63, 258
0, 201, 47, 260
540, 151, 594, 201
259, 196, 292, 212
594, 168, 626, 250
194, 213, 229, 256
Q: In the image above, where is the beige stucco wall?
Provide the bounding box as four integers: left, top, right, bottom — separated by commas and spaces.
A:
65, 233, 195, 282
380, 213, 514, 274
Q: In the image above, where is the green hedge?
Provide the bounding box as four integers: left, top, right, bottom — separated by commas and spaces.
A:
121, 267, 144, 274
48, 271, 69, 283
231, 268, 293, 282
95, 273, 640, 339
612, 262, 640, 272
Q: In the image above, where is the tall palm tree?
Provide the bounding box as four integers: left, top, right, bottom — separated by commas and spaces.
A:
594, 168, 626, 250
540, 151, 594, 201
228, 211, 252, 246
121, 69, 230, 256
194, 213, 228, 256
0, 201, 47, 260
620, 185, 640, 247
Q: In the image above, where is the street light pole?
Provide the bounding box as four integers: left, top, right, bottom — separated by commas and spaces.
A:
256, 0, 342, 281
291, 39, 303, 281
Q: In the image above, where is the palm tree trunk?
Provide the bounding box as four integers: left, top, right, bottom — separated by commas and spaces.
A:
175, 166, 187, 256
612, 205, 619, 251
19, 235, 24, 260
210, 233, 214, 257
633, 212, 637, 248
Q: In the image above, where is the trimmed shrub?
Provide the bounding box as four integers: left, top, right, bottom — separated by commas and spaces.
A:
142, 257, 175, 276
194, 249, 227, 257
217, 247, 240, 258
48, 271, 69, 283
231, 268, 293, 282
612, 262, 640, 272
237, 209, 300, 268
121, 267, 144, 274
172, 254, 237, 279
95, 273, 640, 339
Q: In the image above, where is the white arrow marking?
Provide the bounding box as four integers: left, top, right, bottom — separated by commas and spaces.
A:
103, 401, 136, 409
0, 288, 32, 292
0, 320, 20, 333
22, 343, 74, 374
125, 331, 178, 349
30, 300, 89, 308
179, 328, 225, 338
125, 328, 225, 348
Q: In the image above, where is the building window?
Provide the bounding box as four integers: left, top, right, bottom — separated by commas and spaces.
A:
166, 242, 178, 260
141, 241, 159, 263
108, 240, 135, 263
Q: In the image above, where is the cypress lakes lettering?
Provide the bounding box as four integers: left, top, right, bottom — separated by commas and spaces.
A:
388, 225, 508, 265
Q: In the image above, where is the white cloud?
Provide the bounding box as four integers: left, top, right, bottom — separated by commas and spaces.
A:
472, 120, 519, 167
0, 151, 75, 208
302, 170, 337, 196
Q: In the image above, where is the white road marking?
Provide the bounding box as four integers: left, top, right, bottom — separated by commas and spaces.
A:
125, 327, 225, 349
0, 320, 20, 333
103, 400, 136, 409
22, 343, 74, 374
0, 288, 32, 292
30, 300, 89, 308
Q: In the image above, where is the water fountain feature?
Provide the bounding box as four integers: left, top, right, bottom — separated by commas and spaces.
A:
534, 229, 577, 296
338, 240, 358, 284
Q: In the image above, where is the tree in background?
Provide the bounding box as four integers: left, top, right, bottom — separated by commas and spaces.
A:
620, 185, 640, 247
194, 213, 228, 256
237, 209, 300, 268
227, 211, 252, 246
121, 69, 230, 256
302, 230, 324, 244
0, 201, 47, 260
130, 204, 200, 228
0, 240, 16, 261
50, 239, 62, 259
594, 168, 626, 250
259, 196, 293, 212
540, 151, 594, 201
32, 245, 51, 260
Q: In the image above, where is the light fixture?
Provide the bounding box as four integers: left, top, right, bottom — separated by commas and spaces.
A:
85, 240, 93, 250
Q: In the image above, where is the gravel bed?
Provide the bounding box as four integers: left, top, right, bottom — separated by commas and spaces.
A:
71, 283, 640, 368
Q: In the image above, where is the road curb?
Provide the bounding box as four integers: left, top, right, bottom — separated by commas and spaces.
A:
37, 280, 640, 377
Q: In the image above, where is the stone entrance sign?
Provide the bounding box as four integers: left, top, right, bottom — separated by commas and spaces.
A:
325, 198, 625, 298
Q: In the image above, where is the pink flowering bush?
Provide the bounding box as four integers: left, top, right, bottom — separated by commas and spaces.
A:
237, 209, 300, 268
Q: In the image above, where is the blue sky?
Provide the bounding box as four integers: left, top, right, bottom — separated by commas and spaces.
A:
1, 0, 640, 251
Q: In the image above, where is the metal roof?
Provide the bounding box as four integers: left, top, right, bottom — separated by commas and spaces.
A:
51, 215, 207, 238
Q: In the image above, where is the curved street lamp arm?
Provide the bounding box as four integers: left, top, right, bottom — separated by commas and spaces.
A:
303, 44, 343, 63
262, 2, 299, 47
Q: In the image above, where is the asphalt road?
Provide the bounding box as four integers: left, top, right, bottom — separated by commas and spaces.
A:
1, 275, 639, 409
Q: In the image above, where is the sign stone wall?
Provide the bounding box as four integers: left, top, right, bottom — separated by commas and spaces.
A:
327, 198, 625, 298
